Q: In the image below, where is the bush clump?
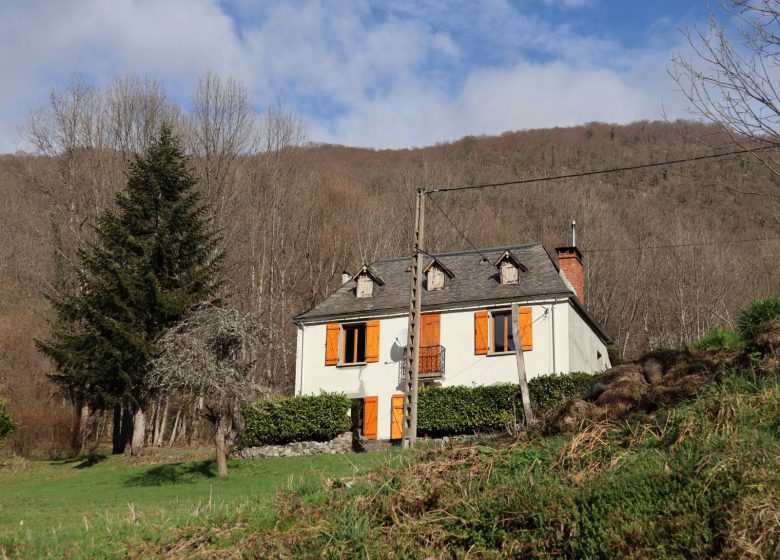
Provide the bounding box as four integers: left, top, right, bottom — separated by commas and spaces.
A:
737, 296, 780, 340
0, 399, 15, 439
242, 393, 351, 446
417, 372, 598, 437
691, 327, 745, 350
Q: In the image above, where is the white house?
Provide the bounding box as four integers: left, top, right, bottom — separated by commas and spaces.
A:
293, 242, 611, 441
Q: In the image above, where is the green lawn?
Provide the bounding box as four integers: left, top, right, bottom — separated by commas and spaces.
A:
0, 447, 397, 558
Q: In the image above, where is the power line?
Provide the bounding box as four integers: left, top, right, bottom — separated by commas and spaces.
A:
427, 145, 778, 194
582, 236, 780, 253
425, 193, 495, 265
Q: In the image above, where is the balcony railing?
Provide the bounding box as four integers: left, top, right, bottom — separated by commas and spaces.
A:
399, 345, 446, 381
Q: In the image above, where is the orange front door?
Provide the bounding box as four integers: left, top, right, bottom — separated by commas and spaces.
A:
363, 396, 378, 440
420, 313, 441, 373
391, 394, 404, 440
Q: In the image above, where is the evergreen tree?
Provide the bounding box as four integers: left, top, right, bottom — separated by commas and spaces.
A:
38, 125, 222, 455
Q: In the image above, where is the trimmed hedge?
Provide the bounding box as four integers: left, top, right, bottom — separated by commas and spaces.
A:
0, 399, 15, 439
242, 393, 351, 446
417, 372, 598, 437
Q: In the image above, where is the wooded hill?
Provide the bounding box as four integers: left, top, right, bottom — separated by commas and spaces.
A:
1, 119, 779, 456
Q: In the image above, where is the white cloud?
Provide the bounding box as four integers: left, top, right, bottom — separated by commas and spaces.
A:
0, 0, 688, 153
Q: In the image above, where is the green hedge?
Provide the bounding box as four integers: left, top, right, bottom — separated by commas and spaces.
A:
242, 393, 351, 446
417, 372, 598, 437
0, 399, 15, 439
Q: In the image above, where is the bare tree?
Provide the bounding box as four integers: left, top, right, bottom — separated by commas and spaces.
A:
672, 0, 780, 175
149, 304, 266, 477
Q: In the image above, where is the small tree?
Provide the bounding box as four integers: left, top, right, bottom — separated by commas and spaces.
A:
150, 304, 265, 477
0, 399, 15, 440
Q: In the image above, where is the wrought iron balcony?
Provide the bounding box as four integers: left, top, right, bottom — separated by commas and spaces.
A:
399, 345, 445, 381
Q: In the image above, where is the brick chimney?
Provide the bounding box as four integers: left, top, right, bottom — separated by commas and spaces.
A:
556, 221, 584, 303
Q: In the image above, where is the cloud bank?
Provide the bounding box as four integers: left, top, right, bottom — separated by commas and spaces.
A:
0, 0, 694, 152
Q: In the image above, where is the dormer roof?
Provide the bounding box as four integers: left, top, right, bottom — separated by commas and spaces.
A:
353, 264, 386, 286
493, 249, 527, 271
422, 258, 455, 278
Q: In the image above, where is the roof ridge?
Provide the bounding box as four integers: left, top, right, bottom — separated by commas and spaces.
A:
372, 242, 543, 265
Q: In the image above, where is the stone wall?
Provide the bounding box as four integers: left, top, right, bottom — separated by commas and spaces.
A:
233, 432, 353, 459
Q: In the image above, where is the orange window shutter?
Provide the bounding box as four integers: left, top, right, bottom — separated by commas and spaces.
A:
364, 396, 378, 440
474, 311, 489, 355
325, 323, 340, 365
520, 307, 533, 351
391, 394, 404, 440
366, 320, 380, 363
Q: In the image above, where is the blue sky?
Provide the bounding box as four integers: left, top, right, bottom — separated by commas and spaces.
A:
0, 0, 711, 152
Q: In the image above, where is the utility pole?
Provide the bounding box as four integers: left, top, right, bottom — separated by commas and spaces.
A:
511, 303, 535, 425
402, 189, 426, 449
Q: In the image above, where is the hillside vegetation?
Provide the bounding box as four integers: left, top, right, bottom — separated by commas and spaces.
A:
3, 335, 775, 558
2, 119, 780, 456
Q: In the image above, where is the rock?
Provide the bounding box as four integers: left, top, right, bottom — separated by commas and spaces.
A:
642, 358, 664, 384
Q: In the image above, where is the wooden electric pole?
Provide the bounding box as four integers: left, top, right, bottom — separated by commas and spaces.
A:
511, 303, 535, 425
402, 189, 426, 449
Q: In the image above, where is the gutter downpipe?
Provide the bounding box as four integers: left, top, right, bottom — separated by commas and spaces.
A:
297, 324, 305, 396
551, 301, 556, 374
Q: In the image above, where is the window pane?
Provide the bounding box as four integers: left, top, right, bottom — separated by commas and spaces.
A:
507, 316, 516, 352
494, 313, 506, 352
342, 324, 366, 363
356, 324, 366, 362
344, 325, 356, 363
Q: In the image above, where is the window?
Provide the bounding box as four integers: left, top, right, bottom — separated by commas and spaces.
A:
474, 308, 532, 356
342, 323, 367, 364
491, 310, 516, 353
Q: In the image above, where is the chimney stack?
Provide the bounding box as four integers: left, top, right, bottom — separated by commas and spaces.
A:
341, 270, 352, 285
556, 221, 584, 303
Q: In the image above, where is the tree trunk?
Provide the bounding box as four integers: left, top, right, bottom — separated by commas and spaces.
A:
129, 407, 146, 456
214, 418, 229, 477
168, 406, 181, 447
154, 396, 169, 447
112, 403, 125, 454
71, 400, 90, 456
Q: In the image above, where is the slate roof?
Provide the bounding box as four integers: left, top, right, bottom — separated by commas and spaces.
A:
296, 243, 572, 321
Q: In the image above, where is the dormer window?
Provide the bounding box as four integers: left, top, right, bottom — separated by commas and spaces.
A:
422, 258, 454, 291
493, 250, 527, 285
352, 265, 385, 299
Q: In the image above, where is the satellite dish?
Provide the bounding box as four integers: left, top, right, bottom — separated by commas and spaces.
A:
395, 328, 408, 347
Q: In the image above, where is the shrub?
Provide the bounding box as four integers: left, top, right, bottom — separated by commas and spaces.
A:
691, 327, 745, 350
0, 399, 15, 439
737, 296, 780, 340
242, 393, 351, 446
417, 385, 517, 437
528, 371, 599, 411
417, 372, 598, 437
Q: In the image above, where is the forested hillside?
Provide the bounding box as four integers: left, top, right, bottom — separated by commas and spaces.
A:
1, 114, 779, 456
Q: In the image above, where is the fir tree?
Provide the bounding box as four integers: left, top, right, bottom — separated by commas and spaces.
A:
38, 125, 222, 455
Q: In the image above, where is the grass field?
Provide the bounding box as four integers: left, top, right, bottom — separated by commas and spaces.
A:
0, 447, 398, 558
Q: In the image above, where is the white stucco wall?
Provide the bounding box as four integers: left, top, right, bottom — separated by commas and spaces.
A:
295, 298, 606, 440
567, 305, 611, 373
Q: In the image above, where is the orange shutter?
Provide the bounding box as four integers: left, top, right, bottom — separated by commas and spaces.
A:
363, 396, 378, 440
365, 320, 380, 363
325, 323, 340, 365
474, 311, 489, 355
391, 394, 404, 440
519, 307, 533, 351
